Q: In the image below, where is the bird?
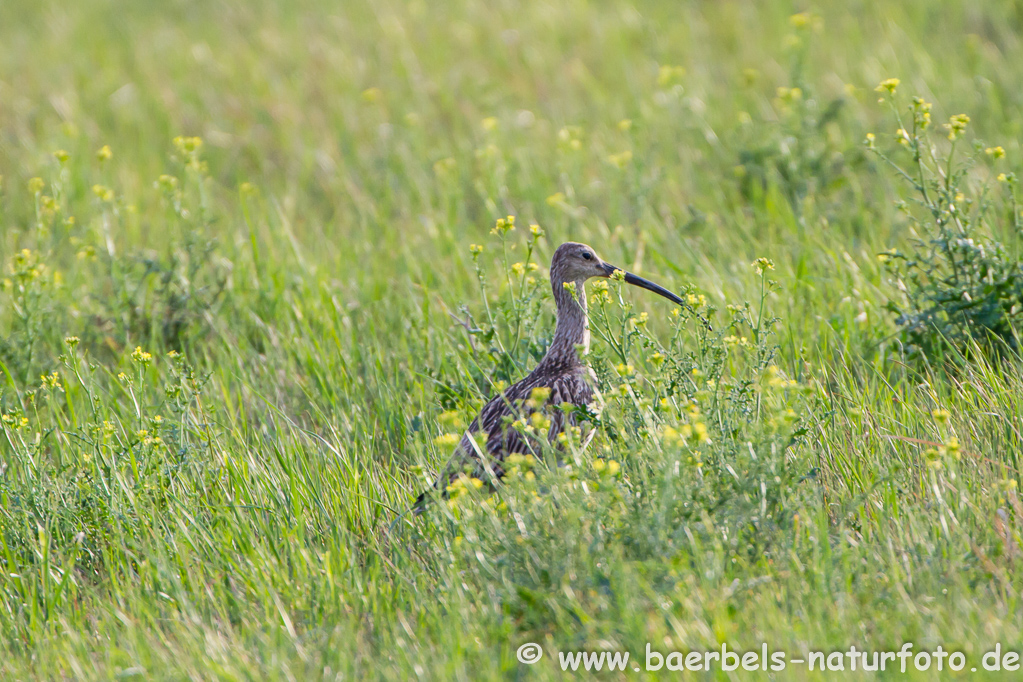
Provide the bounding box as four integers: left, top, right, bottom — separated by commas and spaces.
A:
414, 241, 693, 512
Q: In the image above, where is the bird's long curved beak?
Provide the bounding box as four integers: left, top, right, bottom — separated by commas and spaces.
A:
601, 262, 685, 305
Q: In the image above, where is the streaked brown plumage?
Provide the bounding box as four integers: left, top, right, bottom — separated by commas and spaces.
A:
414, 241, 689, 511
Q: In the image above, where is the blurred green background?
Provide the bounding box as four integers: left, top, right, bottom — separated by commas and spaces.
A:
3, 0, 1023, 679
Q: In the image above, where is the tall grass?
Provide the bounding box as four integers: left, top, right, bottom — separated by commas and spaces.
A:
2, 0, 1023, 678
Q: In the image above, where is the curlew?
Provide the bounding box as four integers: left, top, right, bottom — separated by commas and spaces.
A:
415, 241, 692, 511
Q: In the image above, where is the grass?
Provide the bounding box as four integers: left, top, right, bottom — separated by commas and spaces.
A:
3, 0, 1023, 678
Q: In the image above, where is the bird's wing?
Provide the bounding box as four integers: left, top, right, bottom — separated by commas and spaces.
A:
544, 370, 597, 448
420, 368, 599, 502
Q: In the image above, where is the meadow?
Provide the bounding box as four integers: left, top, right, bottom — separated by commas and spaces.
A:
3, 0, 1023, 679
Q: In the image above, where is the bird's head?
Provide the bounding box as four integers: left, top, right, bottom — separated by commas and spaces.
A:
550, 241, 686, 306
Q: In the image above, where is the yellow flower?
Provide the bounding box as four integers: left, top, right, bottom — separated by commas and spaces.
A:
40, 195, 58, 216
606, 460, 620, 476
874, 78, 900, 94
607, 150, 632, 168
96, 145, 112, 162
944, 114, 970, 141
615, 363, 634, 377
618, 119, 632, 132
911, 97, 932, 129
491, 216, 514, 235
775, 86, 803, 103
512, 262, 525, 276
173, 135, 204, 154
92, 184, 114, 202
932, 408, 951, 423
434, 433, 461, 448
53, 149, 70, 163
469, 243, 483, 256
529, 223, 543, 238
657, 65, 685, 87
692, 422, 709, 443
361, 87, 381, 102
481, 116, 498, 131
438, 410, 464, 428
789, 12, 811, 28
131, 346, 153, 365
752, 257, 775, 274
546, 192, 566, 206
156, 175, 179, 193
986, 146, 1006, 160
528, 386, 551, 407
433, 157, 456, 176
28, 177, 45, 194
40, 372, 62, 391
64, 336, 80, 348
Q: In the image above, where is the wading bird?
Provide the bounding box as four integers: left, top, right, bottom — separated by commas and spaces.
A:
415, 241, 693, 512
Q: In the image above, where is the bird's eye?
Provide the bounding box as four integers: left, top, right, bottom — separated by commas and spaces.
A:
582, 252, 593, 260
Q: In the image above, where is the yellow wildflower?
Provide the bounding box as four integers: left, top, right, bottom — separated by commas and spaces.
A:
131, 346, 153, 365
434, 433, 460, 448
789, 12, 810, 28
92, 184, 114, 202
874, 78, 900, 94
528, 386, 551, 407
945, 114, 970, 141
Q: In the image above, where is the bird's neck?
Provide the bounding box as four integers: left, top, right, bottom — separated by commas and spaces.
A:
546, 278, 589, 364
